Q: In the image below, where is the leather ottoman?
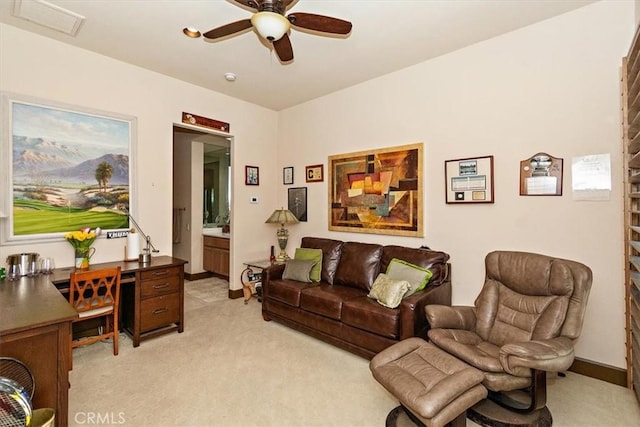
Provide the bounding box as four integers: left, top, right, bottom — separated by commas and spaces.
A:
370, 338, 487, 427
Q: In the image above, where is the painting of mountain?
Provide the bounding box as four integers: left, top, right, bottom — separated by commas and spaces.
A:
6, 98, 134, 238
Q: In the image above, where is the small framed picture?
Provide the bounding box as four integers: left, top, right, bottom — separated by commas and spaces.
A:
283, 166, 294, 185
305, 164, 324, 183
288, 187, 307, 221
444, 155, 494, 204
245, 165, 259, 186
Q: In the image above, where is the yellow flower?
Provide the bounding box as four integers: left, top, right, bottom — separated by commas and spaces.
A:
65, 228, 97, 251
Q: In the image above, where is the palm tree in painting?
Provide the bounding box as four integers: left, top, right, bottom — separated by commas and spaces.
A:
95, 162, 114, 193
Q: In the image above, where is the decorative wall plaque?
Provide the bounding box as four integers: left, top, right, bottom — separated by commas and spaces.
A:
520, 152, 563, 196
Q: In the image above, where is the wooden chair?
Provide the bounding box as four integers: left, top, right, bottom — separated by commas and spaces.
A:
69, 267, 122, 368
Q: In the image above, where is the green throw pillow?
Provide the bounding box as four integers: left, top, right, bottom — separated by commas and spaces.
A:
386, 258, 433, 297
368, 273, 410, 309
294, 248, 323, 282
282, 259, 317, 283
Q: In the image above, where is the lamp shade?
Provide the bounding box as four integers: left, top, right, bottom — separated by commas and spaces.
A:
265, 208, 299, 226
251, 11, 290, 41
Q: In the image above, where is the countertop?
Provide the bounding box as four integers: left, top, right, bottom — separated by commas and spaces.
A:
202, 228, 230, 239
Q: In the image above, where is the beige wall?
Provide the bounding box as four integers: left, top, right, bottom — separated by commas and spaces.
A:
278, 1, 634, 368
0, 24, 279, 290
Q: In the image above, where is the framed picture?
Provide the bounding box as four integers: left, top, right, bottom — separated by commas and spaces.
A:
283, 166, 294, 185
519, 152, 563, 196
288, 187, 307, 222
1, 92, 135, 245
245, 165, 259, 185
305, 164, 324, 183
329, 143, 423, 236
444, 155, 494, 204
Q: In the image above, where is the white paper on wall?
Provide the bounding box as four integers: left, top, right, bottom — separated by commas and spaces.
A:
572, 153, 611, 201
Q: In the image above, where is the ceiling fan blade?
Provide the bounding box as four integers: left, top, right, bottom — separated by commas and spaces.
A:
231, 0, 260, 11
287, 12, 352, 35
203, 19, 253, 40
273, 33, 294, 62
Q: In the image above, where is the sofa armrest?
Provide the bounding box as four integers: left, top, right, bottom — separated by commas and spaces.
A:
263, 263, 285, 280
425, 305, 476, 331
398, 279, 452, 340
261, 264, 286, 299
499, 337, 575, 376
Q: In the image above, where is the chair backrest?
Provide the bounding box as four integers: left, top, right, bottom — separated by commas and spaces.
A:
475, 251, 592, 347
69, 267, 121, 314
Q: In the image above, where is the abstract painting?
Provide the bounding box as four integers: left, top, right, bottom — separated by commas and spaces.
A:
328, 143, 423, 236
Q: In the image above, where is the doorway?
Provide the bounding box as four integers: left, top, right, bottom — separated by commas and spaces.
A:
172, 124, 232, 278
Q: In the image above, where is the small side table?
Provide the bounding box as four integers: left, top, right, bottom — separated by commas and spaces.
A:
241, 259, 283, 304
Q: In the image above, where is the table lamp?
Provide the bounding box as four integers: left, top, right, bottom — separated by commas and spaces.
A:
265, 207, 299, 261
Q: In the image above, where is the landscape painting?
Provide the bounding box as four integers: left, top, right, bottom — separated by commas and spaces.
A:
3, 95, 134, 241
328, 143, 423, 237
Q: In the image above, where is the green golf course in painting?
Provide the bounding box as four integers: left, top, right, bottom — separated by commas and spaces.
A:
13, 200, 128, 235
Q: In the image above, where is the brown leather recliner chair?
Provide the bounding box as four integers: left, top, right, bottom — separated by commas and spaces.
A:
425, 250, 592, 426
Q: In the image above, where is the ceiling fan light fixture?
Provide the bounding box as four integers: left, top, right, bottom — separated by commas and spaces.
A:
251, 11, 290, 42
183, 27, 201, 38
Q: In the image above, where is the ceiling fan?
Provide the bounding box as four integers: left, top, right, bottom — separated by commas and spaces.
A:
202, 0, 353, 62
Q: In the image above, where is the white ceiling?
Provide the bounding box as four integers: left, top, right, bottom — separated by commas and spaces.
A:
0, 0, 597, 111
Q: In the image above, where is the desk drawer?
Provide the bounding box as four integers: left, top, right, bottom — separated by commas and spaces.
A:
140, 266, 181, 281
141, 276, 180, 298
140, 295, 179, 331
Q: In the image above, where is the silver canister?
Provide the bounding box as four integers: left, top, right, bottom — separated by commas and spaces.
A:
6, 253, 39, 278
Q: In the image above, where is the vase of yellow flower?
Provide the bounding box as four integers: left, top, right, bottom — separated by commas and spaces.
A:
65, 227, 99, 269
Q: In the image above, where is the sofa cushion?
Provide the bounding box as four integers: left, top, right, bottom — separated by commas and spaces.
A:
267, 279, 314, 307
300, 284, 366, 320
294, 248, 323, 282
368, 273, 410, 308
381, 246, 450, 285
342, 296, 402, 339
386, 258, 433, 297
301, 237, 344, 285
333, 242, 383, 291
282, 259, 316, 283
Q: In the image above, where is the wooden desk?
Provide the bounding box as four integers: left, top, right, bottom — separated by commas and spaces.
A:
0, 256, 186, 427
0, 275, 77, 427
49, 256, 187, 347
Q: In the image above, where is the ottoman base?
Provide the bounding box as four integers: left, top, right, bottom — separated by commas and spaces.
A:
468, 399, 552, 427
386, 405, 466, 427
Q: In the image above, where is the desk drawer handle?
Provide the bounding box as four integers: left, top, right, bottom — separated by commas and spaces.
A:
153, 283, 170, 289
152, 308, 168, 315
153, 270, 170, 276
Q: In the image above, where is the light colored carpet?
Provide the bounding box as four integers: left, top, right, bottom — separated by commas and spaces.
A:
67, 280, 640, 427
184, 276, 230, 307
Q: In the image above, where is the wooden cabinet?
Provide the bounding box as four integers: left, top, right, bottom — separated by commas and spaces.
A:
203, 236, 230, 278
121, 259, 185, 347
623, 24, 640, 404
0, 276, 76, 427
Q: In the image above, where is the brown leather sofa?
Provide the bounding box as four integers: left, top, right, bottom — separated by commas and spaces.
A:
261, 237, 452, 359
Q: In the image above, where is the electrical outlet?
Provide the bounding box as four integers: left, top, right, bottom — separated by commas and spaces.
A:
250, 196, 259, 204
